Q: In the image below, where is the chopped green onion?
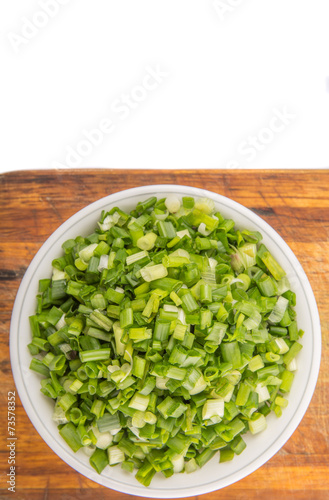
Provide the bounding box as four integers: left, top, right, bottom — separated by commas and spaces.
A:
140, 264, 168, 282
282, 342, 303, 366
90, 448, 109, 473
202, 399, 224, 420
128, 393, 150, 412
248, 355, 264, 372
220, 447, 235, 463
248, 413, 267, 434
136, 232, 157, 251
279, 370, 295, 393
257, 244, 286, 280
268, 296, 289, 324
59, 423, 82, 452
108, 445, 125, 465
28, 194, 302, 486
120, 308, 134, 328
79, 349, 111, 363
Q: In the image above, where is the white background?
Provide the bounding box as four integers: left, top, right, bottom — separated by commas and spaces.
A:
0, 0, 328, 174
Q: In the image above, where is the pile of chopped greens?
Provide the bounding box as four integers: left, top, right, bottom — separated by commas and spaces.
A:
28, 195, 303, 486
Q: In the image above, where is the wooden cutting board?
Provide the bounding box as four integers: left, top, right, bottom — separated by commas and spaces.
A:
1, 169, 328, 500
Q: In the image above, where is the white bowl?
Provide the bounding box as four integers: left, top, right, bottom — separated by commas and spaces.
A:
10, 185, 321, 498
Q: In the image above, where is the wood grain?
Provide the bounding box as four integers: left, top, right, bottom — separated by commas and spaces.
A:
0, 169, 328, 500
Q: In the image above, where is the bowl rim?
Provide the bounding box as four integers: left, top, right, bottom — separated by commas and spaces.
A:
10, 184, 322, 498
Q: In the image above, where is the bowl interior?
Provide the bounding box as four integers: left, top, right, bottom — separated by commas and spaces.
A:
10, 185, 321, 498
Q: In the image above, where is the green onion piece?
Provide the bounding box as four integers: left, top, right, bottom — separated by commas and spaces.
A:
129, 327, 152, 342
128, 393, 150, 412
200, 283, 212, 304
248, 413, 267, 434
90, 311, 113, 332
120, 307, 134, 328
230, 435, 246, 455
196, 448, 216, 468
79, 349, 111, 363
59, 423, 82, 452
162, 253, 190, 268
90, 448, 109, 473
97, 412, 120, 433
279, 370, 295, 392
220, 447, 235, 463
257, 244, 286, 280
248, 355, 264, 372
275, 396, 289, 408
169, 345, 187, 365
157, 221, 177, 239
137, 233, 158, 251
108, 445, 126, 465
121, 460, 135, 473
132, 355, 147, 379
170, 291, 182, 306
158, 396, 187, 420
182, 196, 195, 209
173, 322, 187, 341
46, 306, 64, 326
105, 288, 125, 304
165, 365, 187, 381
202, 399, 224, 420
139, 377, 156, 396
268, 297, 289, 324
126, 250, 149, 266
235, 383, 251, 407
181, 293, 199, 313
288, 321, 299, 341
205, 322, 227, 345
140, 264, 168, 282
256, 274, 278, 297
135, 461, 156, 487
282, 342, 303, 366
220, 342, 241, 369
